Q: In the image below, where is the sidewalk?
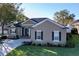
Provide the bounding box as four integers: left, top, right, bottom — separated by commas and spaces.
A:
0, 39, 26, 56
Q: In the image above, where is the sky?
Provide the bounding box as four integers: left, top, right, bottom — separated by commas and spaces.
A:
21, 3, 79, 20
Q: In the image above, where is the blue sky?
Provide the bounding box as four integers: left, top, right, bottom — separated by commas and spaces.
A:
21, 3, 79, 20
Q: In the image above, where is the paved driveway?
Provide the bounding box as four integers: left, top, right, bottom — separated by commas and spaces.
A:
0, 39, 28, 56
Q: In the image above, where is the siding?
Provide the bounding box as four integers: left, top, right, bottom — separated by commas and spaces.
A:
31, 20, 66, 45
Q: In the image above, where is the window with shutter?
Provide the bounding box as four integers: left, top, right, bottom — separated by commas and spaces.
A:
11, 27, 16, 35
35, 30, 43, 41
53, 31, 60, 42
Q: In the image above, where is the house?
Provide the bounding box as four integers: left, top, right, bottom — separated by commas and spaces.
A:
72, 20, 79, 34
3, 18, 68, 46
66, 24, 73, 33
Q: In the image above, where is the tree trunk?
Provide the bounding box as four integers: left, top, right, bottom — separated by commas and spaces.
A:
1, 23, 4, 36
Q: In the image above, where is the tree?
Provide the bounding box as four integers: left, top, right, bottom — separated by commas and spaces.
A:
0, 3, 27, 55
16, 9, 29, 22
0, 3, 26, 36
53, 9, 75, 26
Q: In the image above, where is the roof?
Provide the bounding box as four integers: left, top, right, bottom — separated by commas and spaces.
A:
14, 22, 22, 27
30, 18, 48, 23
22, 19, 37, 25
72, 20, 79, 24
13, 18, 68, 29
21, 18, 48, 25
32, 18, 68, 29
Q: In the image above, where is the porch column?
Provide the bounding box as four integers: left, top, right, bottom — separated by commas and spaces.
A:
29, 28, 31, 37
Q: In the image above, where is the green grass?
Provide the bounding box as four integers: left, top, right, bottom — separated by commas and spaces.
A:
7, 45, 79, 56
7, 34, 79, 56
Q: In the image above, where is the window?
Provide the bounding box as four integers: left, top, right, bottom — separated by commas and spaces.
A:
35, 30, 43, 41
11, 28, 15, 32
36, 30, 41, 39
4, 30, 8, 35
11, 27, 16, 35
54, 31, 59, 42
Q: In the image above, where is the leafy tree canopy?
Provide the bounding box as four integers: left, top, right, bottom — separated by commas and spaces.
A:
54, 9, 75, 26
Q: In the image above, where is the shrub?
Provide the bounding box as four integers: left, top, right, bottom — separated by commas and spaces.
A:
42, 44, 46, 46
32, 43, 36, 46
47, 42, 52, 47
71, 28, 78, 34
58, 44, 62, 47
22, 41, 32, 45
37, 44, 41, 46
66, 33, 76, 48
16, 35, 19, 39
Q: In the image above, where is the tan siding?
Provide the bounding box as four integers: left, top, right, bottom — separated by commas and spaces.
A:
17, 27, 22, 37
31, 21, 66, 45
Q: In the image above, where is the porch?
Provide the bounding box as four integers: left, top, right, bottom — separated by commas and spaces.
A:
21, 27, 31, 39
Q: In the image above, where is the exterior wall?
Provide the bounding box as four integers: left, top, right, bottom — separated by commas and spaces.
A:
7, 27, 16, 38
0, 25, 22, 38
8, 27, 22, 38
21, 20, 34, 28
0, 26, 2, 35
16, 27, 22, 37
31, 20, 66, 45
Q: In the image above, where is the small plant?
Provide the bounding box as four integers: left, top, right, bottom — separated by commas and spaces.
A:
22, 41, 32, 45
32, 43, 36, 46
16, 35, 19, 39
47, 42, 52, 47
42, 44, 46, 46
37, 44, 41, 46
58, 44, 62, 47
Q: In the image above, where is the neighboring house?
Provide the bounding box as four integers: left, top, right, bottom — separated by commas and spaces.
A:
0, 24, 10, 36
72, 20, 79, 34
2, 18, 68, 46
66, 24, 73, 33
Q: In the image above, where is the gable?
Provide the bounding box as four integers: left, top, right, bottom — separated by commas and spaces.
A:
33, 20, 64, 30
32, 19, 66, 29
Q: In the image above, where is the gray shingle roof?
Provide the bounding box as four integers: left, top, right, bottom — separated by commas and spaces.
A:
73, 20, 79, 23
30, 18, 48, 23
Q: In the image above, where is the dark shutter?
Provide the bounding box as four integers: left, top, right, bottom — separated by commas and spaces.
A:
59, 32, 61, 41
52, 32, 54, 40
35, 31, 37, 40
22, 27, 24, 36
41, 31, 43, 40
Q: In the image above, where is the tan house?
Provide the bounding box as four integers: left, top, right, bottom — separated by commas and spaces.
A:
4, 18, 67, 46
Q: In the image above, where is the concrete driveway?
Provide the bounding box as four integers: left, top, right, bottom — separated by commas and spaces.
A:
0, 39, 28, 56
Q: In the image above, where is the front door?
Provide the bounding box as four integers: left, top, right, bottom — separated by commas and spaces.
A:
25, 28, 29, 37
22, 27, 31, 38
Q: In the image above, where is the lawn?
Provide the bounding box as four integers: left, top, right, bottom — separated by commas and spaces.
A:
7, 34, 79, 56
